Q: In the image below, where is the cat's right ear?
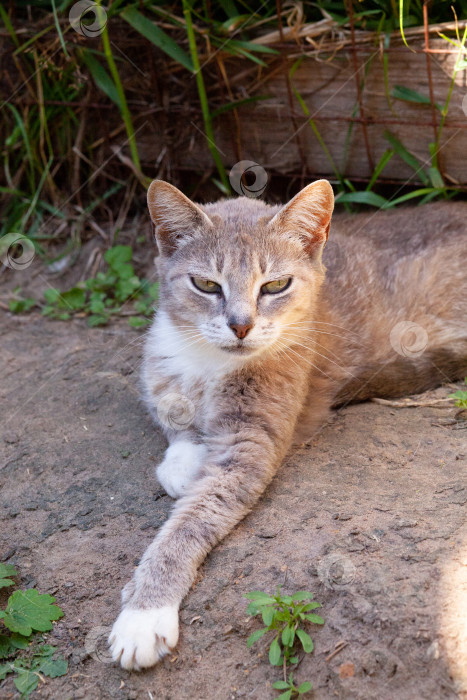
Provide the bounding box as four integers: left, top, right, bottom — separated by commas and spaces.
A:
147, 180, 213, 256
268, 179, 334, 259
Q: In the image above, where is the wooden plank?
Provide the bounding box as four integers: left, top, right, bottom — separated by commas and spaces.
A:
137, 40, 467, 185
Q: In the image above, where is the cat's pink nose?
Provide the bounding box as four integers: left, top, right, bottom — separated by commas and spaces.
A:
229, 322, 253, 339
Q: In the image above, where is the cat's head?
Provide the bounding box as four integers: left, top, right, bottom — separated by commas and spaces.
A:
147, 179, 334, 358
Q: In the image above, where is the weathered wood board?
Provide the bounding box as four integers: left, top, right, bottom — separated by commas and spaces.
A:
138, 39, 467, 186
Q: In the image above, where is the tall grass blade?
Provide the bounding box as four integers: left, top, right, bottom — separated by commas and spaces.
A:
183, 0, 230, 192
383, 130, 429, 185
96, 0, 144, 183
391, 85, 438, 107
0, 4, 20, 47
387, 187, 441, 207
80, 49, 122, 107
399, 0, 409, 48
51, 0, 69, 58
428, 166, 444, 189
336, 191, 388, 207
22, 156, 53, 231
366, 149, 394, 191
6, 104, 35, 190
121, 7, 193, 71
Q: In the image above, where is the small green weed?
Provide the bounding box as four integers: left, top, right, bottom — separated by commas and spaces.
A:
42, 244, 158, 327
449, 378, 467, 409
8, 294, 36, 314
9, 244, 159, 328
245, 586, 324, 698
0, 564, 67, 699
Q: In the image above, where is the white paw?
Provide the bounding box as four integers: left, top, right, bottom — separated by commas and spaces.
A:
156, 440, 207, 498
108, 606, 179, 671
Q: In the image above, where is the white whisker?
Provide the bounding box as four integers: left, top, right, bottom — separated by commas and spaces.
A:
105, 331, 150, 365
281, 334, 357, 379
281, 331, 346, 364
166, 335, 206, 352
280, 322, 367, 347
275, 340, 334, 381
282, 320, 364, 339
274, 341, 303, 372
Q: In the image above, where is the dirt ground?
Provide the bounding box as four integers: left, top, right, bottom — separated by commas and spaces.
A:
0, 309, 466, 700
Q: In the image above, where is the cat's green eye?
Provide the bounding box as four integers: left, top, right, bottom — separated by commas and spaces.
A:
261, 278, 292, 295
191, 277, 222, 294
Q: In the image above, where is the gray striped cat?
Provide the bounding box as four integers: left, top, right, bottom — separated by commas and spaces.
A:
109, 179, 467, 670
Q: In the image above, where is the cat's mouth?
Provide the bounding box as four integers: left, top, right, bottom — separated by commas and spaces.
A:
220, 343, 257, 355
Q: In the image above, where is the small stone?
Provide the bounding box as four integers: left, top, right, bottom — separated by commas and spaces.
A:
426, 640, 440, 660
256, 529, 279, 539
394, 519, 418, 529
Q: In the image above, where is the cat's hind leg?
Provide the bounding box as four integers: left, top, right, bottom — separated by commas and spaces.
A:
156, 439, 207, 499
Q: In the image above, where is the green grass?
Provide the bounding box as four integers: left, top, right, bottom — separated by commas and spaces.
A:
245, 586, 324, 698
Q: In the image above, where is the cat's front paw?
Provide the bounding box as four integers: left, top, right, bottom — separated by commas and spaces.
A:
156, 440, 206, 498
108, 606, 179, 670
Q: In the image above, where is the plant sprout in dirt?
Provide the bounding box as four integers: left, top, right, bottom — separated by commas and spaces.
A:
245, 586, 324, 698
449, 378, 467, 409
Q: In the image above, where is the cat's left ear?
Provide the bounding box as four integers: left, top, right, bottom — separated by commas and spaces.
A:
269, 180, 334, 258
147, 180, 213, 256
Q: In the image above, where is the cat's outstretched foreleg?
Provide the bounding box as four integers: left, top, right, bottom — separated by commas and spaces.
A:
108, 434, 282, 670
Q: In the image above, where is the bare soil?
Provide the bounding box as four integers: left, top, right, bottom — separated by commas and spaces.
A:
1, 312, 466, 700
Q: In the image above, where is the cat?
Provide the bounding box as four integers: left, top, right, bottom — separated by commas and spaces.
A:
108, 179, 467, 670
